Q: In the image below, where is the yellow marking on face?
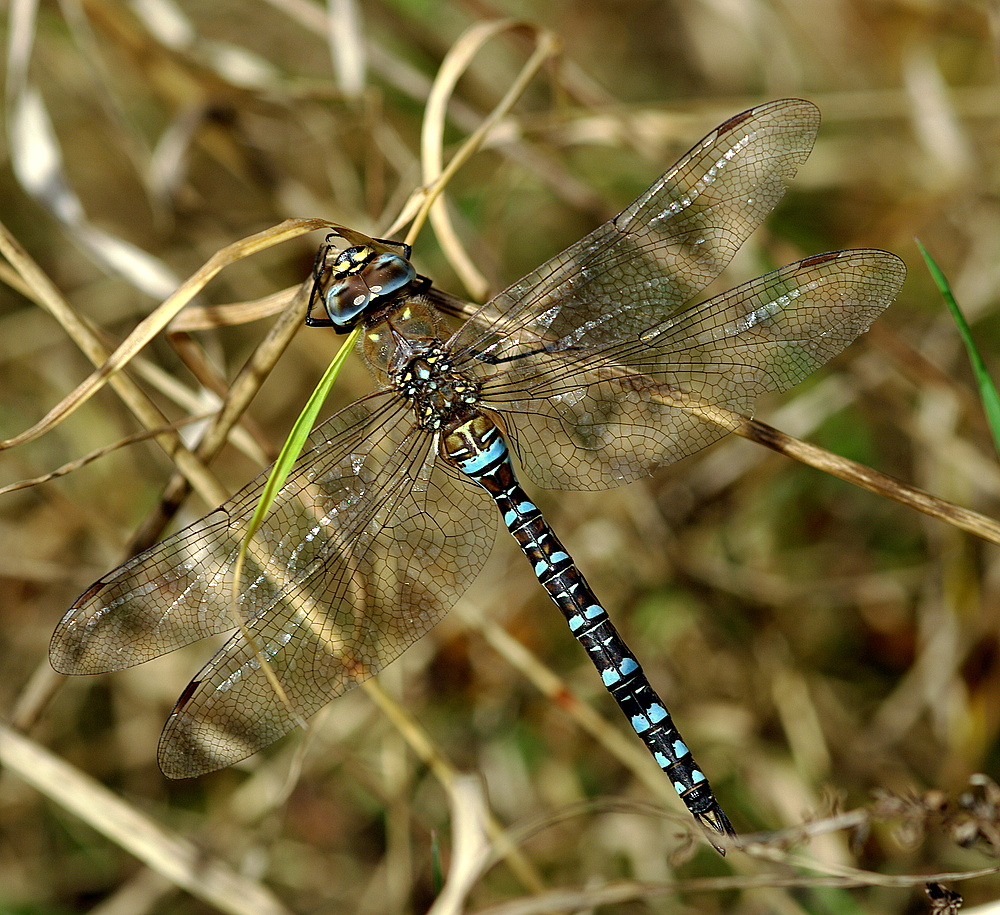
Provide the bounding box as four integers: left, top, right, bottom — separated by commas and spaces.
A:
335, 245, 374, 274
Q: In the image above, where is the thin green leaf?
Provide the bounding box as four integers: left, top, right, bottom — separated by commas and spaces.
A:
917, 238, 1000, 460
227, 324, 361, 722
240, 324, 361, 552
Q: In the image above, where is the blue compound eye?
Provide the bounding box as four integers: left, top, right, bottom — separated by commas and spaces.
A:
365, 252, 417, 298
323, 249, 417, 329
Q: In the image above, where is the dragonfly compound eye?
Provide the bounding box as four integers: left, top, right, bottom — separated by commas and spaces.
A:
324, 249, 417, 329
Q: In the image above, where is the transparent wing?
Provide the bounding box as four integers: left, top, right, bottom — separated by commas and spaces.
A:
477, 250, 905, 489
451, 98, 821, 361
51, 391, 496, 776
51, 393, 407, 673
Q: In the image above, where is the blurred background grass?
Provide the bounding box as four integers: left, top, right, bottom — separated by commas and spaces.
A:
2, 0, 1000, 912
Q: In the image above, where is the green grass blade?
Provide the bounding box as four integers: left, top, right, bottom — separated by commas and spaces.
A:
917, 238, 1000, 460
241, 323, 361, 551
226, 325, 361, 722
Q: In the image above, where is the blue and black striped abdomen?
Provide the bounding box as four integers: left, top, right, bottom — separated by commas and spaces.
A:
440, 410, 735, 846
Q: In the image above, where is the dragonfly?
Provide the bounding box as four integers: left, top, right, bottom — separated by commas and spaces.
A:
50, 98, 905, 849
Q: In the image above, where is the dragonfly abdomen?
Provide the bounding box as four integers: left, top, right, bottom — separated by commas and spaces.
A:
440, 410, 736, 847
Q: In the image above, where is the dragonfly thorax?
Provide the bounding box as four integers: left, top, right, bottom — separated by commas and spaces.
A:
396, 349, 482, 431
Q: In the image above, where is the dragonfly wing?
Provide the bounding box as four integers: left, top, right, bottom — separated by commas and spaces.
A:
50, 393, 407, 674
155, 423, 496, 777
479, 249, 905, 489
452, 98, 821, 360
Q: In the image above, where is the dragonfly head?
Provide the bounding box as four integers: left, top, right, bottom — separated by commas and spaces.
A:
320, 245, 418, 331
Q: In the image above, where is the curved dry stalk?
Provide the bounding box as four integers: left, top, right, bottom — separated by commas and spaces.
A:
0, 414, 213, 497
736, 414, 1000, 545
8, 33, 577, 905
470, 863, 996, 915
427, 778, 495, 915
412, 20, 561, 299
0, 216, 225, 507
0, 722, 292, 915
167, 288, 300, 333
0, 217, 329, 453
655, 388, 1000, 546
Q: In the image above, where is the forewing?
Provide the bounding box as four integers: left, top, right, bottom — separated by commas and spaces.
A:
451, 99, 821, 361
478, 250, 905, 489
